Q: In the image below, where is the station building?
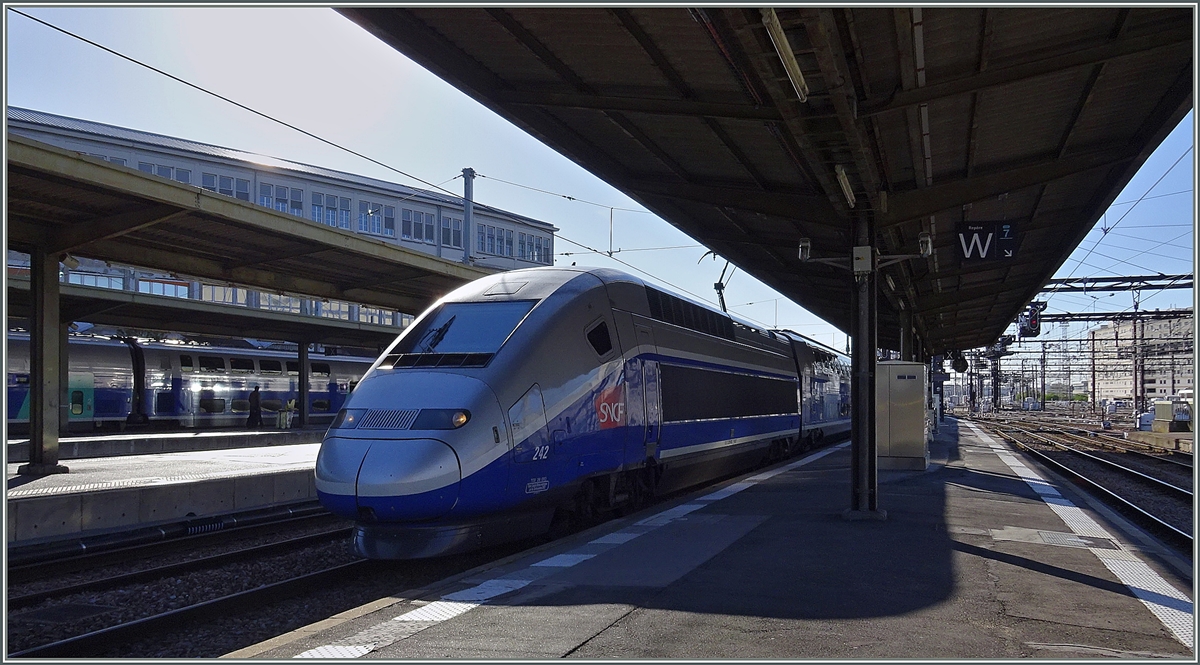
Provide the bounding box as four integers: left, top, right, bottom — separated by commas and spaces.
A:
6, 106, 557, 330
1090, 315, 1194, 403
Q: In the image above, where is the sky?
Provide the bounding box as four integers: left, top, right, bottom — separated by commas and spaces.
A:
5, 6, 1196, 362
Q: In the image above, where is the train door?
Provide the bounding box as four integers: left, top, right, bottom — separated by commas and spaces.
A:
508, 384, 555, 498
629, 321, 661, 463
67, 372, 95, 425
643, 360, 662, 458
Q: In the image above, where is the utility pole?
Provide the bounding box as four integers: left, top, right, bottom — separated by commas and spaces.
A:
1090, 330, 1096, 415
462, 167, 475, 264
1040, 342, 1047, 411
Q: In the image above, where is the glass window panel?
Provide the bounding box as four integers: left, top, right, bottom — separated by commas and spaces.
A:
111, 158, 126, 166
236, 179, 250, 201
291, 188, 302, 202
453, 219, 463, 248
203, 173, 218, 191
138, 162, 154, 173
506, 230, 514, 256
441, 218, 451, 245
312, 205, 324, 222
156, 165, 172, 178
313, 192, 324, 206
219, 176, 234, 196
392, 301, 538, 355
175, 169, 191, 184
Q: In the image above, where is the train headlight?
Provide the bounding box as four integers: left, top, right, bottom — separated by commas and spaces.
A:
413, 409, 471, 430
332, 408, 368, 429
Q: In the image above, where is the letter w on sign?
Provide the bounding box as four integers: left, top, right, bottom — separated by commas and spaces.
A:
956, 222, 1017, 261
595, 385, 626, 429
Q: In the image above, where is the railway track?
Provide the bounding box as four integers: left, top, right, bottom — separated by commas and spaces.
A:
982, 421, 1192, 551
8, 560, 374, 658
8, 507, 339, 584
8, 528, 353, 610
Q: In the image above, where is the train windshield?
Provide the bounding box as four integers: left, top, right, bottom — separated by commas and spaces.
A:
393, 300, 537, 355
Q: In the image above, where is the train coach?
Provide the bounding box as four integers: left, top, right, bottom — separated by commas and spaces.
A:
316, 266, 850, 559
6, 334, 372, 432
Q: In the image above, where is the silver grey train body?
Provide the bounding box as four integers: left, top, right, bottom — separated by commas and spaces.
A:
316, 267, 850, 559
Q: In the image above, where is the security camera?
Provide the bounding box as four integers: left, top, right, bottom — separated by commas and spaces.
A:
918, 232, 932, 258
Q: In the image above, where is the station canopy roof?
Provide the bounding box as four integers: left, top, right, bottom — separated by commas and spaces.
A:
338, 6, 1193, 353
6, 135, 494, 345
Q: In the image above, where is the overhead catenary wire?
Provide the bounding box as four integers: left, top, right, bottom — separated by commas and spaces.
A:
12, 7, 786, 328
6, 8, 474, 202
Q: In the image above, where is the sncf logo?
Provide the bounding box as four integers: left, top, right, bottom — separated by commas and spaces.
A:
595, 385, 626, 429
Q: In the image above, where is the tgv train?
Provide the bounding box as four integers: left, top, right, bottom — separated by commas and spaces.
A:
316, 266, 850, 559
6, 335, 373, 432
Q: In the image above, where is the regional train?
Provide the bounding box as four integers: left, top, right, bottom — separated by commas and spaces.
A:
316, 266, 851, 559
6, 335, 373, 432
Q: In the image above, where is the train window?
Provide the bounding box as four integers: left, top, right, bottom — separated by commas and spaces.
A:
261, 399, 283, 412
311, 363, 331, 377
586, 321, 613, 357
391, 300, 537, 355
199, 356, 226, 373
231, 399, 250, 413
180, 355, 195, 373
199, 398, 225, 413
230, 358, 255, 373
155, 391, 174, 413
311, 399, 331, 412
70, 391, 84, 416
286, 361, 300, 375
260, 360, 282, 374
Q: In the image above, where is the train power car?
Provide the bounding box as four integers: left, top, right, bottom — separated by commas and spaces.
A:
315, 266, 850, 559
6, 334, 372, 432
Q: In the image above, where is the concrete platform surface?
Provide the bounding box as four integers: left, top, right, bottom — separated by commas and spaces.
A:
7, 427, 325, 462
6, 443, 319, 544
231, 418, 1194, 660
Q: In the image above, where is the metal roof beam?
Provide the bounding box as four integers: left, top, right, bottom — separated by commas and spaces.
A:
628, 179, 844, 228
48, 204, 189, 255
861, 26, 1193, 117
495, 90, 784, 120
81, 239, 426, 314
879, 146, 1137, 229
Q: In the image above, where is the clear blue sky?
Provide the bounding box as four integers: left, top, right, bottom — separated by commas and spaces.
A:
5, 6, 1195, 356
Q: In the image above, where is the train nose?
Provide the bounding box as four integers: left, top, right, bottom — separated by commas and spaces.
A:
316, 437, 461, 521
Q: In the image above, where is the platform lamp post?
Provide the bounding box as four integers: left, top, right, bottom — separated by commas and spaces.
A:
799, 227, 930, 520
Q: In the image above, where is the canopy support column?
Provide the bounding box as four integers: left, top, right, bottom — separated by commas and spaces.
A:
20, 250, 69, 475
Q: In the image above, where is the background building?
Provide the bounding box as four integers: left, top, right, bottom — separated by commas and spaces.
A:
7, 106, 557, 330
1090, 315, 1194, 405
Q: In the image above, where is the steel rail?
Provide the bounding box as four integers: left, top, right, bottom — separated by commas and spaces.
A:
1051, 427, 1194, 471
8, 509, 337, 584
988, 428, 1193, 549
9, 528, 353, 609
1011, 425, 1193, 499
8, 560, 376, 658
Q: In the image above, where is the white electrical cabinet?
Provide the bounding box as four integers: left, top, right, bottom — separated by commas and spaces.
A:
876, 361, 929, 470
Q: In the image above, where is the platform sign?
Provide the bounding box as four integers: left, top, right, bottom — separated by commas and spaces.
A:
956, 223, 1017, 261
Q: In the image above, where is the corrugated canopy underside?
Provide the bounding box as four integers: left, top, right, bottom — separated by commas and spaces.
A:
338, 6, 1193, 353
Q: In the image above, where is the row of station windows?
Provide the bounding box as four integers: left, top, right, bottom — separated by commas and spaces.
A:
88, 150, 553, 262
476, 224, 552, 263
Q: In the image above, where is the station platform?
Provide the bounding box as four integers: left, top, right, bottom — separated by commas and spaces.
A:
6, 427, 326, 463
230, 418, 1194, 660
6, 442, 320, 545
